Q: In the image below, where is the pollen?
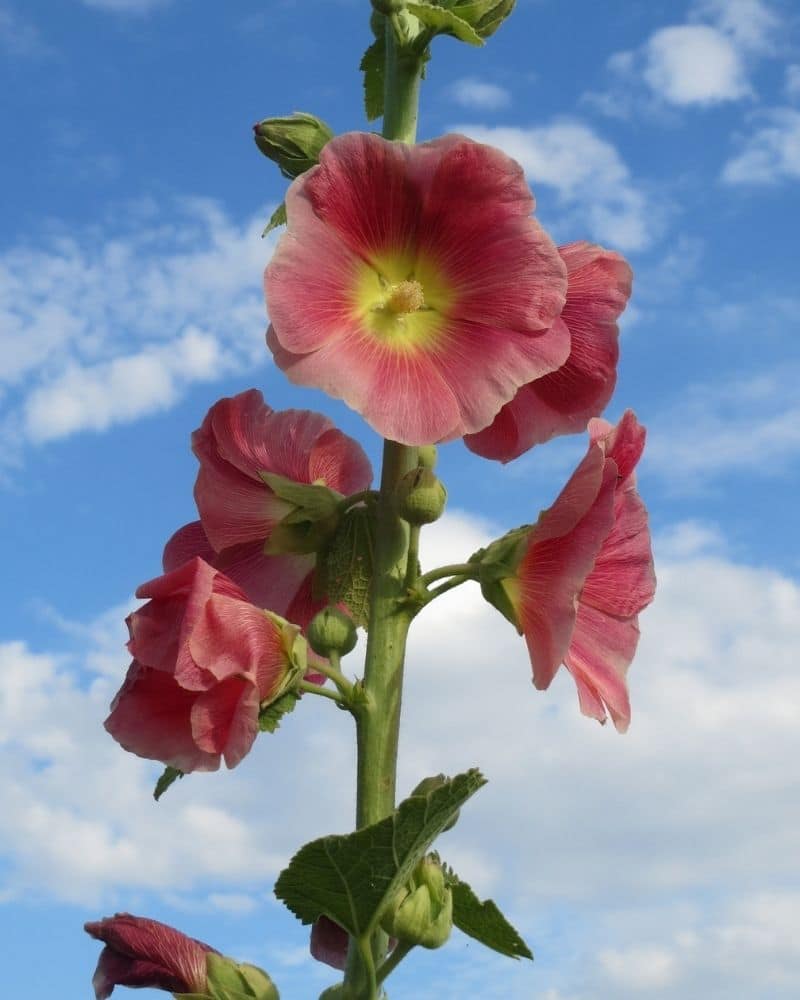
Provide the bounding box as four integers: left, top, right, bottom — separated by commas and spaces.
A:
384, 279, 426, 314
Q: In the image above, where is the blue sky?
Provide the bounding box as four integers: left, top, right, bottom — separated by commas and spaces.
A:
1, 0, 799, 997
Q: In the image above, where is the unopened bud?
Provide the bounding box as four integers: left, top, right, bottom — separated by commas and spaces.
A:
380, 856, 453, 949
417, 444, 437, 470
204, 953, 279, 1000
394, 468, 447, 525
307, 607, 358, 658
253, 112, 334, 179
446, 0, 516, 38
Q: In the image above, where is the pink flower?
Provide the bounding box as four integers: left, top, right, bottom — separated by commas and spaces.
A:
485, 411, 654, 730
465, 241, 632, 462
193, 388, 372, 553
105, 558, 302, 771
310, 915, 350, 970
265, 132, 569, 445
84, 913, 215, 999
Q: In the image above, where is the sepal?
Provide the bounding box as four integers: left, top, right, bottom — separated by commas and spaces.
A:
260, 473, 343, 556
380, 855, 453, 949
470, 525, 532, 630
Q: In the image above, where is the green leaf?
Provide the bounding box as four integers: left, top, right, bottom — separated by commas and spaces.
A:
444, 867, 533, 960
260, 472, 341, 513
274, 769, 486, 939
360, 36, 385, 121
406, 2, 484, 45
153, 765, 183, 801
259, 689, 301, 733
262, 202, 287, 238
315, 506, 376, 629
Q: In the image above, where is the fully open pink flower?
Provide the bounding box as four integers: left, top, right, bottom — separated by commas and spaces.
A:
489, 411, 654, 730
193, 388, 371, 553
84, 913, 215, 999
265, 132, 569, 445
465, 241, 632, 462
105, 558, 301, 771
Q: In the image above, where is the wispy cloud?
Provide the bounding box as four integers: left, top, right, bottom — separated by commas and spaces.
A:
446, 76, 511, 111
450, 121, 659, 251
722, 107, 800, 183
0, 4, 51, 58
0, 198, 276, 458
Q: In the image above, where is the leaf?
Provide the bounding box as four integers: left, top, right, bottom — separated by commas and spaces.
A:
360, 36, 385, 121
274, 769, 486, 939
262, 202, 287, 238
315, 506, 376, 629
259, 689, 301, 733
406, 2, 484, 45
153, 766, 184, 801
444, 868, 533, 960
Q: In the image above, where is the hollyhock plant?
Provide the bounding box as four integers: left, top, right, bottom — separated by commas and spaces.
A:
478, 411, 654, 729
465, 241, 633, 463
105, 557, 306, 771
265, 131, 570, 445
84, 914, 215, 999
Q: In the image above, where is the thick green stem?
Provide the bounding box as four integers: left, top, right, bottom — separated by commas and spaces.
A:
342, 20, 427, 999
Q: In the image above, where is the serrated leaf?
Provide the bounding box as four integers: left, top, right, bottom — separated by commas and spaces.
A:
274, 769, 486, 939
315, 506, 376, 629
360, 36, 385, 121
444, 869, 533, 960
153, 765, 184, 801
262, 202, 287, 238
259, 689, 301, 733
407, 2, 484, 45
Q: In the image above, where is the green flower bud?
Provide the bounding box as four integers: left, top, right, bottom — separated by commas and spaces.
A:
307, 606, 358, 658
410, 774, 459, 831
394, 468, 447, 525
253, 112, 334, 179
318, 985, 357, 1000
442, 0, 516, 38
372, 0, 406, 15
380, 856, 453, 949
470, 524, 532, 630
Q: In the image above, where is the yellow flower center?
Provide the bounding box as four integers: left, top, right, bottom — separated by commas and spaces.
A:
384, 279, 426, 315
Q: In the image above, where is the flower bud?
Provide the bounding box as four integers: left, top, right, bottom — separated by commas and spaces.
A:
394, 468, 447, 525
307, 606, 358, 658
380, 855, 453, 949
416, 444, 438, 470
205, 953, 279, 1000
444, 0, 516, 39
253, 112, 334, 179
372, 0, 406, 14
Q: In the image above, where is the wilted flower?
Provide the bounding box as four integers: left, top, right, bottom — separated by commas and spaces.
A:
466, 241, 632, 462
478, 411, 654, 730
105, 558, 305, 771
84, 913, 214, 999
266, 132, 568, 445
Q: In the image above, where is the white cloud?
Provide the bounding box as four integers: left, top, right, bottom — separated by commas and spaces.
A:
451, 121, 656, 251
643, 25, 751, 106
691, 0, 780, 55
0, 198, 276, 456
3, 512, 800, 993
446, 76, 511, 111
721, 107, 800, 183
647, 364, 800, 485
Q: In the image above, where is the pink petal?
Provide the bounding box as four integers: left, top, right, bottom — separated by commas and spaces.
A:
310, 916, 350, 970
308, 427, 373, 495
190, 674, 261, 769
163, 521, 215, 572
565, 604, 639, 732
104, 663, 220, 772
518, 451, 617, 689
590, 409, 646, 483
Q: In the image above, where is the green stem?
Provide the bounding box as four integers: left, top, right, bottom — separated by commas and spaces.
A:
423, 573, 474, 604
375, 941, 415, 986
343, 17, 427, 1000
403, 523, 421, 590
312, 652, 355, 699
418, 562, 477, 587
340, 489, 379, 512
298, 680, 345, 705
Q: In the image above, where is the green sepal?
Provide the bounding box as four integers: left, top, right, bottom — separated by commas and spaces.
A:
360, 36, 386, 121
444, 0, 516, 38
262, 202, 287, 238
381, 854, 453, 949
153, 765, 184, 802
441, 863, 533, 960
205, 954, 279, 1000
260, 473, 343, 556
314, 506, 376, 630
470, 525, 531, 631
274, 769, 486, 940
253, 111, 333, 180
406, 1, 484, 45
262, 611, 307, 695
258, 689, 301, 733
